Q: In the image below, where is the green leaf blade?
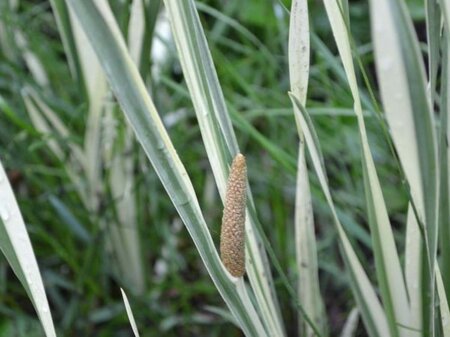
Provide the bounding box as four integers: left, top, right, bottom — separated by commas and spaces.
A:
63, 1, 267, 335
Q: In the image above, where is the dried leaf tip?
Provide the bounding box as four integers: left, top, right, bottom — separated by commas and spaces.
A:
220, 153, 247, 277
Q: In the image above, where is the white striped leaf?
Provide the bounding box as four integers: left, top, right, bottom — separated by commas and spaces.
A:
369, 0, 439, 334
288, 1, 327, 335
63, 1, 267, 335
322, 1, 411, 335
162, 1, 285, 336
290, 94, 390, 337
0, 161, 57, 337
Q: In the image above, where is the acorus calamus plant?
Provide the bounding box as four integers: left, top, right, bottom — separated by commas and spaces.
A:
1, 0, 450, 336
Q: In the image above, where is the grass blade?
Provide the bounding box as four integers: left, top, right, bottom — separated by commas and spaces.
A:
121, 288, 141, 337
369, 0, 439, 334
436, 267, 450, 336
108, 124, 145, 293
162, 1, 285, 336
405, 205, 422, 336
289, 0, 310, 106
127, 0, 145, 66
54, 0, 146, 292
68, 1, 107, 213
340, 308, 359, 337
322, 1, 411, 335
48, 0, 85, 89
13, 31, 49, 87
23, 88, 85, 164
425, 0, 440, 105
0, 1, 18, 62
440, 0, 450, 39
440, 32, 450, 302
290, 93, 389, 337
48, 196, 91, 243
289, 1, 327, 335
63, 1, 267, 335
295, 141, 327, 336
0, 160, 57, 337
22, 88, 88, 206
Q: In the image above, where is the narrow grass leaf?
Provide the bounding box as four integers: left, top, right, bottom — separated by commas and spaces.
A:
63, 1, 267, 335
295, 141, 327, 336
13, 31, 49, 87
22, 89, 88, 204
23, 87, 85, 164
48, 196, 91, 243
162, 1, 285, 336
109, 127, 145, 294
67, 0, 146, 292
440, 0, 450, 39
0, 2, 17, 62
322, 1, 411, 335
195, 2, 276, 68
310, 34, 374, 111
289, 0, 309, 106
289, 1, 327, 335
0, 160, 57, 337
203, 306, 240, 327
127, 0, 145, 66
339, 308, 359, 337
290, 93, 390, 337
121, 288, 141, 337
369, 0, 439, 334
436, 267, 450, 336
404, 206, 422, 336
23, 91, 64, 160
68, 1, 107, 214
425, 0, 440, 105
48, 0, 85, 88
440, 35, 450, 302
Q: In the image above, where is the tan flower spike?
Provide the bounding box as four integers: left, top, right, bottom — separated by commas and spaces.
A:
220, 153, 247, 277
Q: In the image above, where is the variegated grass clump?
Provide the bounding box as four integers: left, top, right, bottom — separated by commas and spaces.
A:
2, 0, 450, 337
220, 153, 247, 278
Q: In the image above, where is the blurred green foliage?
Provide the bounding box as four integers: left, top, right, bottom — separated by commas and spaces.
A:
0, 0, 424, 336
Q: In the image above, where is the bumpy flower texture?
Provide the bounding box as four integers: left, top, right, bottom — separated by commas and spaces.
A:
220, 154, 247, 278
